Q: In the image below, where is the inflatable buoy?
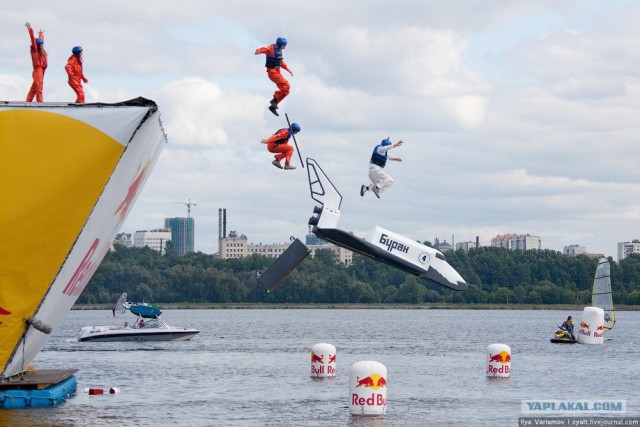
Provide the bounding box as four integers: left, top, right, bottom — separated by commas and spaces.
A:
349, 361, 387, 415
577, 306, 605, 345
310, 343, 336, 378
486, 343, 511, 378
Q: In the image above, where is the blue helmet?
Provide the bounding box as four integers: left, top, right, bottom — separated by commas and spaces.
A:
290, 123, 301, 133
381, 138, 392, 146
72, 46, 83, 55
35, 38, 43, 46
276, 37, 287, 47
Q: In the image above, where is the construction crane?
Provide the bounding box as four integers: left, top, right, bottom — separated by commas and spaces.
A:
174, 198, 197, 217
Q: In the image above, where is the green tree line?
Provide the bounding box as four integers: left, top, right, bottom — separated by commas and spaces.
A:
78, 244, 640, 305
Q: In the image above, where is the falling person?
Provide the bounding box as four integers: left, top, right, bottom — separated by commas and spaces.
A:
361, 138, 403, 198
261, 123, 301, 170
255, 37, 293, 116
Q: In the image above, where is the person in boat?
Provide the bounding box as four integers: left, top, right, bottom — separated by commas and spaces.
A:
261, 123, 300, 170
65, 46, 89, 103
25, 22, 48, 102
561, 316, 575, 340
138, 319, 145, 329
255, 37, 293, 116
361, 138, 403, 198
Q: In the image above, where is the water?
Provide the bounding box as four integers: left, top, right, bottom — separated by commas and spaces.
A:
2, 309, 639, 426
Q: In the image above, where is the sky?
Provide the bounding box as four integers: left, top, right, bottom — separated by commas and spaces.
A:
2, 1, 639, 259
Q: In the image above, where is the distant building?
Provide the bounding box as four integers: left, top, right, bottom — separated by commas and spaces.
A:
216, 209, 351, 264
165, 217, 194, 256
114, 232, 133, 247
617, 239, 640, 262
308, 239, 353, 265
585, 252, 605, 260
433, 238, 453, 252
491, 233, 541, 251
217, 230, 352, 265
134, 228, 171, 254
218, 230, 248, 259
564, 244, 586, 257
456, 241, 477, 252
248, 240, 290, 259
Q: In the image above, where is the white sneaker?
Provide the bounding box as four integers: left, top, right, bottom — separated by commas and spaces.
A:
372, 185, 380, 198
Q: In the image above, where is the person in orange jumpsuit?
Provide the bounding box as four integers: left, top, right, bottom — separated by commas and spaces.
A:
25, 22, 47, 102
261, 123, 301, 170
255, 37, 293, 116
65, 46, 89, 103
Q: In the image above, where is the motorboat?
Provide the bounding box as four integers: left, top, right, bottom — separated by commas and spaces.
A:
78, 316, 200, 342
78, 293, 199, 342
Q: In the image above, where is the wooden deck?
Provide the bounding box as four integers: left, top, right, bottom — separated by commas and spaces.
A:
0, 369, 78, 391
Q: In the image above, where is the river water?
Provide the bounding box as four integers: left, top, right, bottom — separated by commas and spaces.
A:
1, 309, 638, 426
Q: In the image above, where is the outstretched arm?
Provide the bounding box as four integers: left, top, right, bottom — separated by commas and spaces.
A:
391, 140, 403, 161
25, 22, 37, 49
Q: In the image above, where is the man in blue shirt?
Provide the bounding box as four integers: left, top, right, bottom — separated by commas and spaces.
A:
361, 138, 403, 198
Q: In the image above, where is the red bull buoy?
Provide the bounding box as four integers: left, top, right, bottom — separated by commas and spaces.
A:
310, 343, 336, 378
349, 361, 387, 415
486, 343, 511, 378
577, 306, 605, 345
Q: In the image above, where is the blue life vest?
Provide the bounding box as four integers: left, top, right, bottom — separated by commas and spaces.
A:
265, 45, 283, 69
370, 144, 388, 167
272, 128, 291, 144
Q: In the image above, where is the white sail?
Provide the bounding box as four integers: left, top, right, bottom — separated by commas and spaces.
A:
591, 257, 615, 332
114, 292, 128, 316
1, 98, 166, 379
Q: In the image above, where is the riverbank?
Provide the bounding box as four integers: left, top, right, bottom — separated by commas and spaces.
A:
72, 303, 639, 311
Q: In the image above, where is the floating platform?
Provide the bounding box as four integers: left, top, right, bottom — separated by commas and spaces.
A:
0, 369, 78, 409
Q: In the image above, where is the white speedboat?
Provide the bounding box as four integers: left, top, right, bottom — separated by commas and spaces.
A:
78, 316, 199, 342
78, 293, 199, 342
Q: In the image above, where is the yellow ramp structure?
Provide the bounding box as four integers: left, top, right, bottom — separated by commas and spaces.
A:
0, 98, 166, 379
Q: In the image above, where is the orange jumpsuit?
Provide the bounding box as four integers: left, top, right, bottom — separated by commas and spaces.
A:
264, 128, 295, 163
255, 44, 291, 103
26, 28, 47, 102
65, 55, 88, 103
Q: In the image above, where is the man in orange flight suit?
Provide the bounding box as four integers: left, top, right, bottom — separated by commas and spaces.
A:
65, 46, 89, 103
25, 22, 47, 102
255, 37, 293, 116
261, 123, 301, 170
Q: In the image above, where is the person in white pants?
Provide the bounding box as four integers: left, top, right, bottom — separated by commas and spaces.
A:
361, 138, 403, 198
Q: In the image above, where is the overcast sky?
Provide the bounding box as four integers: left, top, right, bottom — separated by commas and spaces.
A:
2, 1, 639, 258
